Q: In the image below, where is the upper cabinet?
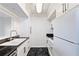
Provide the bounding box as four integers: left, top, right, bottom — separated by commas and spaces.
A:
56, 3, 79, 18
66, 3, 79, 11
48, 3, 79, 21
47, 4, 63, 21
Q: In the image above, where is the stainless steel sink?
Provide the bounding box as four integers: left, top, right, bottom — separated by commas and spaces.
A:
0, 35, 20, 44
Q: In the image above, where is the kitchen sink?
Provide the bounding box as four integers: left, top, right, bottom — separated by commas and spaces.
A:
0, 35, 20, 44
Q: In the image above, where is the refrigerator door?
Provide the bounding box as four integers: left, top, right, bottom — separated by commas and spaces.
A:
52, 6, 79, 43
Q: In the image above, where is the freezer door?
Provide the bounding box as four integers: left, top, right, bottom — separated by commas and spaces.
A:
52, 37, 78, 56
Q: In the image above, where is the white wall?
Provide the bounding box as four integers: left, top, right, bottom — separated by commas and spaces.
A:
11, 17, 31, 37
30, 16, 51, 47
18, 17, 31, 37
0, 18, 5, 36
0, 17, 11, 37
11, 16, 51, 47
11, 17, 19, 36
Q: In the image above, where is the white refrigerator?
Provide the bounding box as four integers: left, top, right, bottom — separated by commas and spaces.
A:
51, 6, 79, 56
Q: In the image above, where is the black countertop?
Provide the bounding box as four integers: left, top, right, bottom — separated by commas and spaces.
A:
0, 37, 29, 56
0, 46, 17, 56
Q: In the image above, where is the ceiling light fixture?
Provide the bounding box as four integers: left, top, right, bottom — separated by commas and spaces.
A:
36, 3, 42, 13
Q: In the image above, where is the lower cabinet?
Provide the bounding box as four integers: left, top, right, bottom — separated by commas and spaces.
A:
17, 40, 30, 56
47, 38, 54, 56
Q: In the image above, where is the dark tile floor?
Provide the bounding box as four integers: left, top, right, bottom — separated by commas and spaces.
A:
27, 47, 50, 56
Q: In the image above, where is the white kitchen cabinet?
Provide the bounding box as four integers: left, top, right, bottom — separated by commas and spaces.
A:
53, 4, 79, 18
67, 4, 79, 11
17, 39, 30, 56
55, 4, 63, 18
24, 39, 30, 56
48, 4, 63, 19
17, 43, 25, 56
47, 38, 54, 56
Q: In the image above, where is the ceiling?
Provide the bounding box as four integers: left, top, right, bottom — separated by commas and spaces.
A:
0, 10, 10, 17
0, 3, 28, 18
0, 3, 59, 18
25, 3, 50, 17
0, 3, 51, 18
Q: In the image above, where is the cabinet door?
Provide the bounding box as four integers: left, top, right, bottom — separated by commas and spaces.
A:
56, 4, 63, 17
17, 40, 30, 56
23, 41, 28, 56
25, 40, 30, 55
17, 41, 26, 56
17, 45, 25, 56
47, 38, 54, 56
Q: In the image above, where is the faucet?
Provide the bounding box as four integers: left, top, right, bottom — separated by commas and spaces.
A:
10, 30, 18, 40
10, 30, 17, 37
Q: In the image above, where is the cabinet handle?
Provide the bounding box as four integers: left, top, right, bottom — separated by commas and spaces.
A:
47, 40, 48, 43
24, 47, 26, 53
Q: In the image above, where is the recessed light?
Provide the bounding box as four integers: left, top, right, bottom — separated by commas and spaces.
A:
36, 3, 42, 13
